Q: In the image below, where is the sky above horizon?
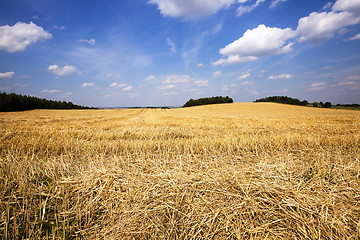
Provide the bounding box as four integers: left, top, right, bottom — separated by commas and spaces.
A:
1, 0, 360, 107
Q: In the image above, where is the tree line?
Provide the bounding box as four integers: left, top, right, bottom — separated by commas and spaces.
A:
183, 96, 233, 107
254, 96, 332, 108
0, 92, 95, 112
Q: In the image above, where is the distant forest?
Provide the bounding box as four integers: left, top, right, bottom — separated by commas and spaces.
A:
0, 92, 95, 112
183, 96, 233, 107
254, 96, 332, 108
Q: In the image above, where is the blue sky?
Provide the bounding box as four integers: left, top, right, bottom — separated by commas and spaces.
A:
0, 0, 360, 107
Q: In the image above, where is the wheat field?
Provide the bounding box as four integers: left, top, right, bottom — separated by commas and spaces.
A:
0, 102, 359, 239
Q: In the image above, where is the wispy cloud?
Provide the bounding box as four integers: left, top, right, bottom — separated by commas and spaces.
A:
268, 74, 293, 79
270, 0, 287, 9
145, 75, 156, 81
42, 89, 60, 93
308, 82, 327, 91
158, 84, 175, 90
237, 0, 265, 17
213, 71, 222, 78
166, 37, 176, 53
77, 39, 96, 45
123, 85, 134, 91
237, 73, 251, 80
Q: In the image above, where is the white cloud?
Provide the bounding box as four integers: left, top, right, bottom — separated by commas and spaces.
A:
0, 22, 52, 52
270, 0, 287, 9
163, 74, 191, 84
0, 72, 15, 78
308, 82, 327, 91
164, 91, 179, 96
346, 75, 360, 80
145, 75, 156, 81
332, 0, 360, 14
166, 37, 176, 53
222, 85, 230, 91
348, 33, 360, 40
268, 74, 293, 79
236, 0, 265, 16
123, 85, 134, 91
109, 82, 127, 88
42, 89, 60, 93
213, 71, 222, 78
148, 0, 235, 20
197, 63, 204, 67
240, 80, 254, 86
216, 24, 296, 65
296, 11, 360, 44
158, 84, 175, 90
222, 83, 238, 91
278, 89, 289, 93
237, 73, 251, 80
81, 82, 94, 87
48, 65, 79, 76
77, 39, 96, 45
337, 80, 360, 89
195, 80, 209, 86
107, 74, 122, 79
323, 2, 333, 9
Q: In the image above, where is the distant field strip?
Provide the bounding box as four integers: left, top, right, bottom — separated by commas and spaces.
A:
0, 103, 359, 239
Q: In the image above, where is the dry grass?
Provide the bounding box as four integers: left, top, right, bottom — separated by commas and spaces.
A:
0, 102, 359, 239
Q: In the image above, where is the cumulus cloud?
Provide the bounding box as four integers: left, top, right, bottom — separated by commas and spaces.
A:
236, 0, 265, 16
332, 0, 360, 14
48, 65, 79, 76
77, 39, 96, 45
215, 24, 296, 65
296, 11, 360, 44
148, 0, 235, 20
0, 72, 15, 78
268, 74, 293, 79
109, 82, 127, 88
81, 82, 94, 87
214, 0, 360, 65
0, 22, 52, 52
195, 80, 209, 86
213, 71, 222, 78
163, 74, 192, 84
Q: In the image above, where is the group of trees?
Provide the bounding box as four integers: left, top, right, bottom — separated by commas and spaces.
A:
254, 96, 332, 108
312, 101, 332, 108
183, 96, 233, 107
254, 96, 309, 106
0, 92, 95, 112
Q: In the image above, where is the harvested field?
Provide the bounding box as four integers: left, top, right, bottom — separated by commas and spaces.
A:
0, 103, 359, 239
